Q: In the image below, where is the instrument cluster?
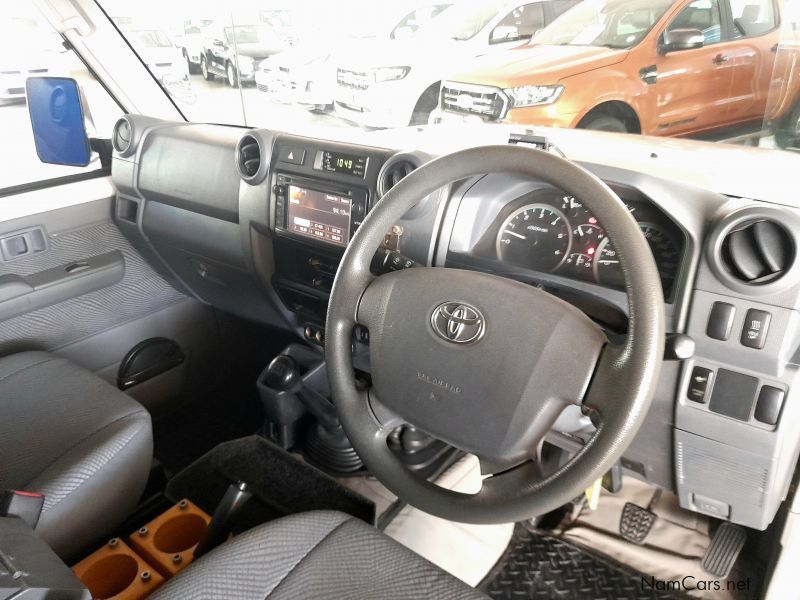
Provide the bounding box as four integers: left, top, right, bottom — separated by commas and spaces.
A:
492, 188, 682, 298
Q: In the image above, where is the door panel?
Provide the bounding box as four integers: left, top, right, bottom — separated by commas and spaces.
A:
0, 179, 217, 413
654, 0, 733, 134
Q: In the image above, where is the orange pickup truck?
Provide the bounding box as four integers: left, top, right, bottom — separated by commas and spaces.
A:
434, 0, 800, 144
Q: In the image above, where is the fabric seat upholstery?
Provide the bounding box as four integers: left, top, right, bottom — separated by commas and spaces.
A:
0, 351, 153, 558
152, 510, 488, 599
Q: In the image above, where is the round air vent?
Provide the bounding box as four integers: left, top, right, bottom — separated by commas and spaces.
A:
719, 218, 794, 286
236, 134, 263, 183
377, 151, 427, 198
112, 117, 132, 155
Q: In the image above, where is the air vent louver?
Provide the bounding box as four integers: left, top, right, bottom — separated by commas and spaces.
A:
378, 153, 422, 198
112, 118, 132, 154
237, 134, 262, 181
721, 219, 794, 285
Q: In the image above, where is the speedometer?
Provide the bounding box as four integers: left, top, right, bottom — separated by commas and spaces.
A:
594, 223, 680, 292
496, 204, 571, 272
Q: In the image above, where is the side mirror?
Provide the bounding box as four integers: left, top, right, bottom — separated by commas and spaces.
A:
491, 25, 522, 44
26, 77, 91, 167
661, 28, 704, 53
212, 38, 225, 48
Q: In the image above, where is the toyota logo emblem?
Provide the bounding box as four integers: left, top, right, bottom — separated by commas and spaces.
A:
430, 302, 485, 344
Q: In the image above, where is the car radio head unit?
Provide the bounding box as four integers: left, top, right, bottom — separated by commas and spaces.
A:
273, 173, 368, 248
287, 185, 351, 246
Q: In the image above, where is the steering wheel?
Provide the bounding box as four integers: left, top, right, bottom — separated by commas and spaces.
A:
326, 145, 664, 524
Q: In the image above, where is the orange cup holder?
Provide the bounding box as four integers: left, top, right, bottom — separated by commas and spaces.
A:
152, 513, 208, 554
128, 499, 211, 579
73, 538, 164, 600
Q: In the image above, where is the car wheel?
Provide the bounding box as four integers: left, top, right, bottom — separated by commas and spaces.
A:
410, 85, 439, 126
201, 55, 214, 81
774, 103, 800, 149
579, 113, 629, 133
226, 62, 239, 88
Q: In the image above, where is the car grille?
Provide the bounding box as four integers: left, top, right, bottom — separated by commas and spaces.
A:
155, 62, 173, 68
28, 68, 48, 73
257, 83, 269, 92
7, 87, 24, 95
440, 83, 508, 120
337, 69, 370, 90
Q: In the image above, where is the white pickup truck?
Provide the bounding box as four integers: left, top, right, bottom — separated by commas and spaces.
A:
333, 0, 579, 128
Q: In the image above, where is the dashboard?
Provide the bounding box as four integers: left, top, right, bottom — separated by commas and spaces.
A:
108, 115, 800, 535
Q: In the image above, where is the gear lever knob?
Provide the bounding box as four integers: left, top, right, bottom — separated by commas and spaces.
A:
264, 355, 300, 390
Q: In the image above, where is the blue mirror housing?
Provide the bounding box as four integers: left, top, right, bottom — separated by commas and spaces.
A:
26, 77, 92, 167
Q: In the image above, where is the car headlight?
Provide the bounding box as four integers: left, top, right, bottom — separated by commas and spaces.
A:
373, 66, 410, 83
236, 55, 254, 73
504, 85, 563, 108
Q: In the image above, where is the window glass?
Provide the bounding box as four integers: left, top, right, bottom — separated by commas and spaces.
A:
491, 4, 546, 43
667, 0, 722, 44
730, 0, 777, 37
551, 0, 583, 19
0, 2, 121, 191
533, 0, 674, 48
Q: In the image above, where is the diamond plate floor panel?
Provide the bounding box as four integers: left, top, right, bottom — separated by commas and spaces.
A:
480, 524, 688, 600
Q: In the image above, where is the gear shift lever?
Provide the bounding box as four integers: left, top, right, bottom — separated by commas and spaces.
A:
264, 355, 301, 391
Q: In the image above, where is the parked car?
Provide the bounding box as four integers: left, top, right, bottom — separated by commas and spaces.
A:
333, 0, 580, 128
200, 23, 285, 87
124, 28, 195, 102
433, 0, 795, 141
255, 3, 453, 113
0, 17, 57, 104
172, 19, 213, 74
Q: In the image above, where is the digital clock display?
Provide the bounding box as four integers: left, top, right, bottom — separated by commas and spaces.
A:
321, 150, 367, 178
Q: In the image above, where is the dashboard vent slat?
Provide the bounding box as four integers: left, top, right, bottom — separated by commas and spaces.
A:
721, 218, 794, 285
112, 118, 132, 155
236, 134, 263, 183
377, 153, 425, 198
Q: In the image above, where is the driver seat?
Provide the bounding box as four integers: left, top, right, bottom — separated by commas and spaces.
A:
151, 510, 487, 599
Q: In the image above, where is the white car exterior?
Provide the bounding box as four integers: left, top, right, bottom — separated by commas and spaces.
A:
0, 17, 58, 103
255, 3, 453, 112
333, 0, 576, 128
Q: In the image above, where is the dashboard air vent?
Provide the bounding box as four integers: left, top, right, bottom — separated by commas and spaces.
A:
236, 134, 262, 182
721, 219, 794, 285
377, 152, 426, 198
112, 118, 132, 155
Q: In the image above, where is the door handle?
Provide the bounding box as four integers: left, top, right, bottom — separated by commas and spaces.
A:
712, 54, 730, 64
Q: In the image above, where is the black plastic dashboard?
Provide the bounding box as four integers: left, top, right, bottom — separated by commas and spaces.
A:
108, 115, 800, 534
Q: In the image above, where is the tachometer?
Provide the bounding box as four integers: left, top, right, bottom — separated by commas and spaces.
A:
496, 204, 571, 272
594, 223, 680, 292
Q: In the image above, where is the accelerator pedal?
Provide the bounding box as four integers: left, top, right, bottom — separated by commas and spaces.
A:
701, 522, 747, 578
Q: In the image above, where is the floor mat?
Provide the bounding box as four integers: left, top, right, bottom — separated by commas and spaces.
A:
558, 477, 759, 600
165, 435, 375, 531
480, 523, 689, 600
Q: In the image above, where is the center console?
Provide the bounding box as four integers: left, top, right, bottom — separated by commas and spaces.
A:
268, 137, 392, 344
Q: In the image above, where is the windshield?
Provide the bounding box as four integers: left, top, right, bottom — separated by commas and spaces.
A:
78, 0, 800, 156
224, 25, 274, 45
128, 29, 173, 48
534, 0, 675, 49
439, 3, 501, 41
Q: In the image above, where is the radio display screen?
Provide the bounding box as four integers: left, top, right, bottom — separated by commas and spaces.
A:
321, 151, 367, 178
287, 185, 351, 247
